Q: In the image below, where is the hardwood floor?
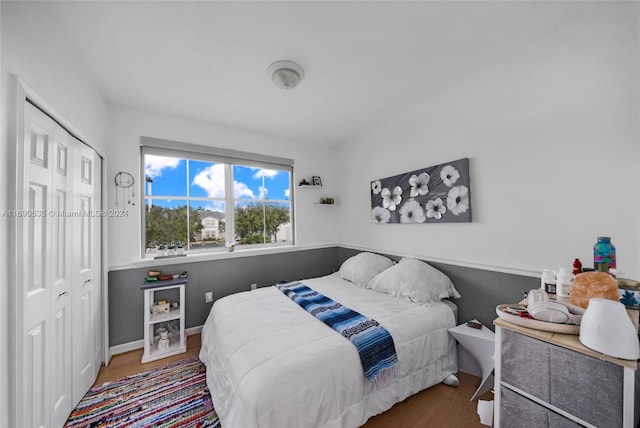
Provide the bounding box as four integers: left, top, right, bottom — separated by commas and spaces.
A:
362, 373, 493, 428
97, 334, 492, 427
94, 334, 202, 385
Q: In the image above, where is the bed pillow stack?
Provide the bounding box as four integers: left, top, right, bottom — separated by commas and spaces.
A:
368, 258, 461, 304
338, 252, 394, 287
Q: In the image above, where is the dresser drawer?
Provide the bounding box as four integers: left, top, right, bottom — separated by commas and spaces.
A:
501, 386, 581, 428
551, 344, 623, 427
501, 329, 552, 401
501, 328, 626, 427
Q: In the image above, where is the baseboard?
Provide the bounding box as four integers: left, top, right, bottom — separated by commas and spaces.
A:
109, 325, 203, 358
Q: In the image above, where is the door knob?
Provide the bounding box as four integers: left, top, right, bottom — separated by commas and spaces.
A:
58, 291, 69, 298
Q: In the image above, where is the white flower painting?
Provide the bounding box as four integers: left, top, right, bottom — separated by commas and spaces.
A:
370, 158, 471, 224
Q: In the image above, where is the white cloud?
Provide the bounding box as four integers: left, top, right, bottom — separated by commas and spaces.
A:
192, 164, 226, 198
234, 181, 255, 198
145, 155, 181, 179
253, 169, 278, 179
284, 188, 290, 199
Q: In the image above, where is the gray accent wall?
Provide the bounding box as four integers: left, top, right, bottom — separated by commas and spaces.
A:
108, 247, 338, 346
108, 246, 539, 347
335, 248, 539, 330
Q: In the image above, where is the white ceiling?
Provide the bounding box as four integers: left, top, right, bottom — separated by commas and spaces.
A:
43, 1, 597, 146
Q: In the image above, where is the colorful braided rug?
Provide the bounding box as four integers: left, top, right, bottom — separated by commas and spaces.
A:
65, 356, 220, 428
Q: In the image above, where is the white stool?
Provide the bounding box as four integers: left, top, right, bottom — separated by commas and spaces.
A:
449, 320, 496, 401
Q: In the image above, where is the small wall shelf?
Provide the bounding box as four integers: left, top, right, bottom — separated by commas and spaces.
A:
298, 184, 322, 189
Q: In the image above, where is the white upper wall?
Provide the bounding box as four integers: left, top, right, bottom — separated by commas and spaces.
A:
335, 3, 640, 279
1, 2, 108, 154
105, 105, 338, 268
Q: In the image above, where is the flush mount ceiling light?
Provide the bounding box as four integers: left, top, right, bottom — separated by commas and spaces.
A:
268, 60, 304, 90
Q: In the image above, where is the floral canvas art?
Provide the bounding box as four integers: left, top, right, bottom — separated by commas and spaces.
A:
371, 158, 471, 224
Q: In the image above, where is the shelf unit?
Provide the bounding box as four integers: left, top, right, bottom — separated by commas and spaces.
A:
141, 277, 188, 363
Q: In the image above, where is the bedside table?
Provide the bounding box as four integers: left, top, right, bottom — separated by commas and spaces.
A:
449, 321, 496, 400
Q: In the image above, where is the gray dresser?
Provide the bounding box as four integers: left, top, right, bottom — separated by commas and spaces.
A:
494, 318, 639, 427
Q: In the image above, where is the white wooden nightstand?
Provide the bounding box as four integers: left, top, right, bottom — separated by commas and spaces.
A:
449, 320, 496, 401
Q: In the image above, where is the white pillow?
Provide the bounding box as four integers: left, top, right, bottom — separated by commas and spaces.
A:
368, 258, 461, 304
338, 252, 394, 287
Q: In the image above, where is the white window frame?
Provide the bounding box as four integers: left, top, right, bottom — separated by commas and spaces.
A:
140, 136, 294, 259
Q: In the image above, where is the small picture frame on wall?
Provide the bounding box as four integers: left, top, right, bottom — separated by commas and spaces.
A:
312, 176, 322, 187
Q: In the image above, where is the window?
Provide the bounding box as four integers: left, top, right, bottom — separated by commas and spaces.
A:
141, 137, 293, 258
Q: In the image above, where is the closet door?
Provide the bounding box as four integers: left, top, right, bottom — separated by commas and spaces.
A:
71, 138, 102, 406
20, 102, 56, 428
50, 123, 74, 427
16, 101, 102, 426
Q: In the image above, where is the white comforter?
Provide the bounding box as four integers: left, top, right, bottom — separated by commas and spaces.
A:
199, 273, 458, 428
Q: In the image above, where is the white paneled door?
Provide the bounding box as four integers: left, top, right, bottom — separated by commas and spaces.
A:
71, 138, 102, 406
16, 102, 102, 427
21, 100, 57, 428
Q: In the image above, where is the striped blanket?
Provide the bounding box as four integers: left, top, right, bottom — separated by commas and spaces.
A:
276, 281, 398, 388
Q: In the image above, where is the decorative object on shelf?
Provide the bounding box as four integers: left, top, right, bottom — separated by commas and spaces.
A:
156, 328, 170, 351
594, 236, 616, 271
298, 179, 310, 186
320, 197, 335, 204
152, 301, 171, 315
370, 158, 471, 224
570, 271, 619, 309
268, 60, 304, 90
618, 278, 640, 308
153, 241, 187, 259
114, 171, 135, 207
312, 176, 323, 187
572, 258, 583, 275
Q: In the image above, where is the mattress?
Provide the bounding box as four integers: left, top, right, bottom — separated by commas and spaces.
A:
199, 272, 458, 428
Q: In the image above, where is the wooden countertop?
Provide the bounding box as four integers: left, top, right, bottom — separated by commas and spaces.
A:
494, 296, 639, 370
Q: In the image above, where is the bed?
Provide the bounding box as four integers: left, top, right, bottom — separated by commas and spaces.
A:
199, 253, 461, 428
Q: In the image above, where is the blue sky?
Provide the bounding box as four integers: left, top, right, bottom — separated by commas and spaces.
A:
144, 155, 290, 210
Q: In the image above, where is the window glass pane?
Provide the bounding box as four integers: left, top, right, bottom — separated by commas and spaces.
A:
234, 201, 292, 245
144, 155, 187, 197
233, 165, 290, 201
144, 200, 190, 252
269, 171, 291, 201
189, 160, 225, 198
190, 204, 226, 253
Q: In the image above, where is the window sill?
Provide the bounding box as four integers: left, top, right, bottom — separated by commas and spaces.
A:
115, 243, 305, 271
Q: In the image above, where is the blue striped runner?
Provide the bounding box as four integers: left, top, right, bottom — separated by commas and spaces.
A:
277, 282, 398, 387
